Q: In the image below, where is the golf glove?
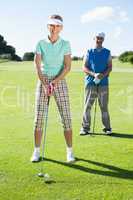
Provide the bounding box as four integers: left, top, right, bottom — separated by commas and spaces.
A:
93, 73, 101, 85
93, 78, 101, 84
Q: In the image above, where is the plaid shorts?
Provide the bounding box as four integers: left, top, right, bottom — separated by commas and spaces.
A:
34, 78, 72, 131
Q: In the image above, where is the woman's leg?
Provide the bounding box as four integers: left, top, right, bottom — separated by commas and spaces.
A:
53, 79, 75, 162
31, 81, 48, 161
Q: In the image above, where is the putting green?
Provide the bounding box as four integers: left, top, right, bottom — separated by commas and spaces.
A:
0, 60, 133, 200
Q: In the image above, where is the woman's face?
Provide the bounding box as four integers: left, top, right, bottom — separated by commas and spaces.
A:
48, 24, 63, 36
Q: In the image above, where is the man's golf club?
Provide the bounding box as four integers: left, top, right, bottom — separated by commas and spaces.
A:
92, 86, 98, 134
38, 95, 50, 180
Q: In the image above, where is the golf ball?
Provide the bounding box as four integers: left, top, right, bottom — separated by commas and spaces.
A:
38, 173, 44, 177
44, 173, 49, 178
44, 173, 50, 182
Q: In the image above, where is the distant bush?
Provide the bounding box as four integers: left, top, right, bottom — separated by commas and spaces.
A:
72, 56, 83, 61
11, 54, 22, 61
0, 54, 11, 59
0, 34, 21, 61
23, 52, 34, 61
119, 51, 133, 63
112, 55, 117, 59
128, 55, 133, 64
0, 53, 22, 61
4, 45, 15, 56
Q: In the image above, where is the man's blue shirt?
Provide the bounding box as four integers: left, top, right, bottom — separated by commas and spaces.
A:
85, 48, 111, 86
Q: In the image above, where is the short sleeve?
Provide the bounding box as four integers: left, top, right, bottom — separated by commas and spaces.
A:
64, 41, 71, 55
84, 50, 90, 68
35, 41, 42, 54
108, 52, 112, 63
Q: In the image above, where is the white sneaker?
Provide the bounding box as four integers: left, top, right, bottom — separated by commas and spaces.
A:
103, 128, 112, 135
67, 152, 75, 163
30, 150, 40, 162
80, 128, 91, 136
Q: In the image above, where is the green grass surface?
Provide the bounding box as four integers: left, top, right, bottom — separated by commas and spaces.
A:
0, 61, 133, 200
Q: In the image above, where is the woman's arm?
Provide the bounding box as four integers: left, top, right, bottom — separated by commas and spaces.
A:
35, 53, 48, 85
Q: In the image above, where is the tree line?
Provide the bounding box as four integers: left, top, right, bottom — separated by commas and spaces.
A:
0, 34, 21, 61
0, 34, 133, 64
118, 51, 133, 64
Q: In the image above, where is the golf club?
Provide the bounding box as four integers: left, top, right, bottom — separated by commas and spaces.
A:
38, 95, 50, 180
92, 85, 98, 135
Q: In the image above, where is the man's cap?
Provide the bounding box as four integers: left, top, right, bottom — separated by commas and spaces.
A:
95, 32, 105, 39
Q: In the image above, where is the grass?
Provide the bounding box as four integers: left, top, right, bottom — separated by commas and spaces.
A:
0, 60, 133, 200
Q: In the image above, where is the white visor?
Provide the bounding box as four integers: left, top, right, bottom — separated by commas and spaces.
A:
47, 18, 63, 26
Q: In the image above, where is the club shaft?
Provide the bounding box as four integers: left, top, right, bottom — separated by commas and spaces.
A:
42, 96, 50, 159
92, 86, 98, 134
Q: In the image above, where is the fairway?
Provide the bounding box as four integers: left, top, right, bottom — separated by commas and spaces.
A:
0, 60, 133, 200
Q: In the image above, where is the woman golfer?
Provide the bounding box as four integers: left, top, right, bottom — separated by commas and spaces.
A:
31, 14, 75, 163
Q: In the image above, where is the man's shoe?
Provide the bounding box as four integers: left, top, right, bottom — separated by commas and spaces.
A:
67, 152, 75, 163
103, 128, 112, 135
30, 150, 40, 162
80, 128, 91, 136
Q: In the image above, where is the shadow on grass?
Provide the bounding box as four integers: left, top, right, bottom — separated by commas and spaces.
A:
93, 132, 133, 139
44, 157, 133, 180
110, 132, 133, 139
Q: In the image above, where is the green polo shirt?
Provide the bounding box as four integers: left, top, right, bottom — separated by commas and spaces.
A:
35, 37, 71, 77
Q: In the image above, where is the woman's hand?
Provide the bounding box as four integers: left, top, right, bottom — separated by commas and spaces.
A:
42, 82, 55, 96
51, 78, 59, 88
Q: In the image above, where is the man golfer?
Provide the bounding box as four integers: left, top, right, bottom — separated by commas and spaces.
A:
80, 32, 112, 135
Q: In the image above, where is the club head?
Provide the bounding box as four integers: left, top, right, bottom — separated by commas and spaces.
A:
44, 174, 54, 184
38, 172, 44, 177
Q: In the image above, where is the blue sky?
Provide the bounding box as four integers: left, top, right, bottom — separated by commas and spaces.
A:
1, 0, 133, 57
